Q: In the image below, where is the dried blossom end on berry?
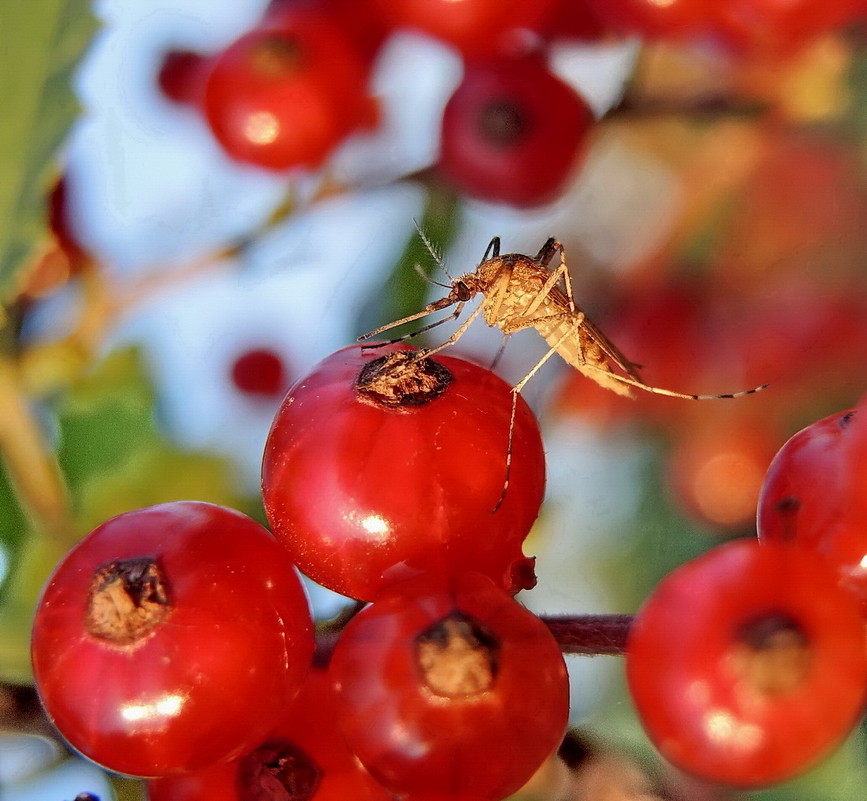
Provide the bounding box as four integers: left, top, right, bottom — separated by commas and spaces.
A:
355, 352, 452, 408
85, 557, 171, 646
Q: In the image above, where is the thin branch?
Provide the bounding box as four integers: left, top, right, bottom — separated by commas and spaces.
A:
543, 614, 633, 656
312, 613, 635, 664
0, 356, 73, 541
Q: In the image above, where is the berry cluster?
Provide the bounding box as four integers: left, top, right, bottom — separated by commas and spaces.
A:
156, 0, 866, 207
627, 392, 867, 786
159, 0, 598, 206
31, 322, 867, 796
31, 342, 569, 800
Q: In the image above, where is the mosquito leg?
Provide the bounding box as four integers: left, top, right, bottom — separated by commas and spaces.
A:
551, 246, 594, 366
492, 322, 579, 513
499, 309, 579, 336
417, 302, 486, 358
361, 304, 470, 351
574, 360, 770, 399
492, 388, 521, 513
521, 262, 570, 320
533, 237, 561, 268
483, 236, 501, 262
489, 333, 510, 371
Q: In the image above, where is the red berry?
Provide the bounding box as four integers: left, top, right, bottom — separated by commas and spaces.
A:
328, 572, 570, 799
147, 669, 392, 801
370, 0, 557, 56
202, 12, 369, 170
757, 407, 867, 612
48, 175, 87, 263
230, 347, 289, 399
583, 0, 717, 39
438, 54, 595, 207
627, 539, 867, 786
261, 344, 544, 601
537, 0, 609, 41
31, 502, 314, 777
757, 409, 856, 546
157, 50, 211, 106
265, 0, 389, 67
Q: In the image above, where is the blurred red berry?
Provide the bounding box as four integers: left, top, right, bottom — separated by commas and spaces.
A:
438, 54, 594, 206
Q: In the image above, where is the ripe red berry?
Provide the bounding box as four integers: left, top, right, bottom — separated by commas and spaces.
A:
261, 344, 545, 601
583, 0, 716, 39
627, 538, 867, 786
202, 11, 369, 170
757, 407, 867, 612
757, 409, 856, 546
230, 347, 289, 399
31, 502, 314, 777
328, 572, 570, 799
157, 50, 211, 106
438, 54, 595, 207
147, 669, 392, 801
369, 0, 557, 56
537, 0, 609, 42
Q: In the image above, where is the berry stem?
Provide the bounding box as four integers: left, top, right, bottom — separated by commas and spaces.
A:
314, 612, 635, 662
542, 614, 633, 656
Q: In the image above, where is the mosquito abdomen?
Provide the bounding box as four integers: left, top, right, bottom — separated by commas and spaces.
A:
538, 317, 634, 398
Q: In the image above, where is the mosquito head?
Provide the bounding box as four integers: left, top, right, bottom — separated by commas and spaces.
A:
451, 279, 476, 303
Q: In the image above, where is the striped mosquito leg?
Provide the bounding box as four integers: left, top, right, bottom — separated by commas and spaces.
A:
492, 324, 577, 513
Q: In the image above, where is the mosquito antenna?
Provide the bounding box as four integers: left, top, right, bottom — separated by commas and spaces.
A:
412, 218, 454, 282
413, 263, 452, 290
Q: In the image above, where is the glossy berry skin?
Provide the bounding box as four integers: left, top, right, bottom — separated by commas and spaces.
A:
758, 407, 867, 611
757, 409, 856, 546
329, 572, 569, 800
202, 12, 368, 170
627, 539, 867, 787
370, 0, 557, 56
31, 502, 314, 777
261, 343, 545, 602
148, 670, 392, 801
438, 55, 594, 207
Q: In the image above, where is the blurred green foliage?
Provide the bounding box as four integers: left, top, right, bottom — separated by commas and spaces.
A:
0, 0, 97, 303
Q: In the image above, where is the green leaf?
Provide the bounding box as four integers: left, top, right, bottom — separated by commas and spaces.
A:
74, 444, 247, 535
55, 347, 158, 497
0, 534, 68, 683
1, 347, 250, 682
0, 451, 30, 603
52, 347, 249, 530
0, 0, 98, 302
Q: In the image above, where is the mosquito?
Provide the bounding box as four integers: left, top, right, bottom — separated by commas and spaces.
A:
360, 235, 768, 509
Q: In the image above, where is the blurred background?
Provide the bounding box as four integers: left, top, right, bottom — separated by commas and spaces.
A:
3, 0, 867, 798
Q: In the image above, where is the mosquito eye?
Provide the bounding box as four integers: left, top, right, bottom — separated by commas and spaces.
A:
457, 283, 472, 301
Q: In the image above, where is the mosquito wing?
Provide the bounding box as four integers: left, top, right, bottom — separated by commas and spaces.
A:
577, 311, 643, 382
535, 287, 643, 398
